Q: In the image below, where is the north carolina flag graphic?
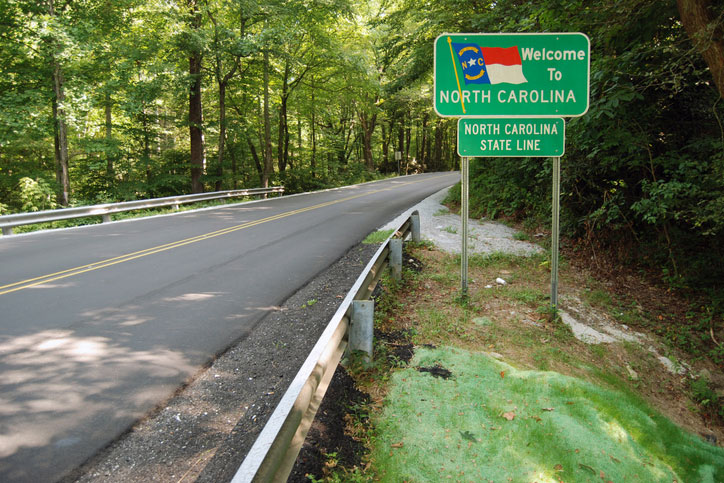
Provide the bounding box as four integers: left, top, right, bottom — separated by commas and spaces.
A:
452, 43, 527, 85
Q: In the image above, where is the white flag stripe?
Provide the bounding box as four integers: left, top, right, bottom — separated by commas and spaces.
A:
486, 64, 527, 85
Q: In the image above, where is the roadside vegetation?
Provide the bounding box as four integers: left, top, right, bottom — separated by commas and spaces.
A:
313, 241, 724, 482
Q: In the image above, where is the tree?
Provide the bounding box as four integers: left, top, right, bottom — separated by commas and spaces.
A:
186, 0, 205, 193
677, 0, 724, 98
46, 0, 71, 206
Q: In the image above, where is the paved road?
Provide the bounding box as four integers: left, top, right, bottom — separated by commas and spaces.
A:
0, 173, 457, 482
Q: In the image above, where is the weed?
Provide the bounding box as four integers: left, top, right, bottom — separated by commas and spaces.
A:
301, 298, 317, 308
362, 229, 394, 244
433, 208, 450, 216
510, 287, 546, 305
586, 288, 613, 307
536, 303, 559, 323
690, 376, 724, 419
442, 225, 457, 234
513, 231, 530, 241
590, 344, 607, 359
469, 251, 520, 268
406, 239, 436, 250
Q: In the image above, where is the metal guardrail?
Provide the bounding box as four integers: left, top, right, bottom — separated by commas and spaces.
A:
232, 210, 420, 483
0, 187, 285, 236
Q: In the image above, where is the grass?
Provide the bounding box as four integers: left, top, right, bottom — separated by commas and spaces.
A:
513, 231, 531, 241
371, 347, 724, 482
362, 229, 394, 244
323, 243, 724, 482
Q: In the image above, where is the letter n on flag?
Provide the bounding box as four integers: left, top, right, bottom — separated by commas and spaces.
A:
452, 43, 527, 85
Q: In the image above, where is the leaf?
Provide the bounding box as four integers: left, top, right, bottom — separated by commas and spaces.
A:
542, 407, 555, 411
391, 442, 404, 448
554, 464, 563, 471
502, 411, 515, 421
500, 371, 506, 378
578, 463, 596, 474
459, 430, 477, 443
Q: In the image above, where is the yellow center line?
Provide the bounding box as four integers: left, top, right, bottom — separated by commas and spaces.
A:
0, 176, 444, 296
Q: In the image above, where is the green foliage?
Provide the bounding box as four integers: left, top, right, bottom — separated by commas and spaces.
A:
690, 376, 724, 420
363, 229, 394, 244
16, 177, 57, 212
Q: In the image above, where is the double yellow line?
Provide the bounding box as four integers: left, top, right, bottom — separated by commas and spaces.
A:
0, 177, 440, 296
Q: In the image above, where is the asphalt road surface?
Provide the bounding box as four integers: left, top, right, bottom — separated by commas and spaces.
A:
0, 173, 457, 482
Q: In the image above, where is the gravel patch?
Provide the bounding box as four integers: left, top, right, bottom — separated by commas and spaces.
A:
381, 186, 543, 256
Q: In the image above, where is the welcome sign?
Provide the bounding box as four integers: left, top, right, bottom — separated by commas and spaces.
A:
434, 33, 590, 118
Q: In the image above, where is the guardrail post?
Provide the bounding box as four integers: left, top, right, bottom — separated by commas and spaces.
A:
411, 212, 420, 242
349, 300, 374, 362
389, 238, 402, 280
2, 227, 13, 236
102, 214, 112, 223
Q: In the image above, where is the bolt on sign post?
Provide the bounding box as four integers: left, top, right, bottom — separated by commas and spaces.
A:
434, 32, 589, 307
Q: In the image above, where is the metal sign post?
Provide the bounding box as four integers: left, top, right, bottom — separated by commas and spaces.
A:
551, 156, 561, 309
461, 156, 469, 298
435, 32, 589, 308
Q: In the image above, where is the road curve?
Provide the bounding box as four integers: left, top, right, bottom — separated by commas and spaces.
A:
0, 173, 457, 482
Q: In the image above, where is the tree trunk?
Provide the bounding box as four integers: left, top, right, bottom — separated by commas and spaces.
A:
358, 110, 377, 171
49, 0, 70, 206
381, 122, 389, 171
433, 119, 445, 172
420, 112, 428, 169
246, 135, 263, 185
262, 48, 273, 188
105, 91, 114, 178
677, 0, 724, 98
397, 124, 405, 175
277, 61, 289, 173
142, 111, 152, 193
215, 81, 227, 191
229, 133, 238, 189
404, 126, 411, 174
188, 0, 205, 193
311, 83, 317, 177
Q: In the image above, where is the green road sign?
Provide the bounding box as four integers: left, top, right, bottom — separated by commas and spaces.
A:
435, 33, 590, 118
457, 118, 565, 157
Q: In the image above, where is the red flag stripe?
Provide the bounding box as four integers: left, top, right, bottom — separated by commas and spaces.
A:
481, 46, 522, 66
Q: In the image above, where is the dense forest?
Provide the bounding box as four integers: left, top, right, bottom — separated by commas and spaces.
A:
1, 0, 724, 297
0, 0, 460, 212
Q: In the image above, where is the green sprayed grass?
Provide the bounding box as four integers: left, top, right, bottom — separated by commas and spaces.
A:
371, 347, 724, 482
